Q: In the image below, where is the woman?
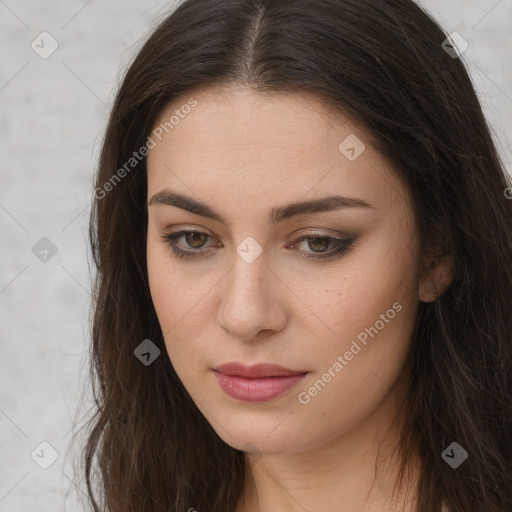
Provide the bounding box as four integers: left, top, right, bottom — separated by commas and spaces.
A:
81, 0, 512, 511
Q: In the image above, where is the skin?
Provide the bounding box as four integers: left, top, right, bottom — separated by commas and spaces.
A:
146, 84, 454, 512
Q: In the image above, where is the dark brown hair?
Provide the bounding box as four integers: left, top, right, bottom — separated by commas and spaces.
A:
77, 0, 512, 510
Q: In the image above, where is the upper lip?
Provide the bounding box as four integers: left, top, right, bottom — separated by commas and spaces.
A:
213, 362, 308, 378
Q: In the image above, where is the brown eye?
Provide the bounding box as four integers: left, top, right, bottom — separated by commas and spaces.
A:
184, 232, 209, 249
161, 230, 216, 259
290, 234, 353, 260
306, 237, 331, 253
162, 230, 354, 261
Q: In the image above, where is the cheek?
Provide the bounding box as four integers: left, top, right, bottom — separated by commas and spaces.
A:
146, 240, 215, 368
296, 238, 419, 401
296, 237, 417, 349
303, 285, 415, 390
292, 265, 417, 446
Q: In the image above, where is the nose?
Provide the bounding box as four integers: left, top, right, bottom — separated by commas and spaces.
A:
216, 255, 287, 341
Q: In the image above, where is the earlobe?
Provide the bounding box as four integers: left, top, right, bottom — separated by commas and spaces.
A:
418, 249, 455, 302
432, 248, 456, 299
418, 274, 437, 303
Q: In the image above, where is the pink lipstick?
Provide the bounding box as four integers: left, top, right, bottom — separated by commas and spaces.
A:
212, 362, 308, 402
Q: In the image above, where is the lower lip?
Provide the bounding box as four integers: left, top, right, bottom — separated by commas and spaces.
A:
213, 371, 308, 402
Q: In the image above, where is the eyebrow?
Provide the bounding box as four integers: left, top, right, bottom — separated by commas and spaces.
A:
148, 190, 376, 225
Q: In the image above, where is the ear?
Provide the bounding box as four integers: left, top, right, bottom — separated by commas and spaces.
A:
418, 248, 455, 303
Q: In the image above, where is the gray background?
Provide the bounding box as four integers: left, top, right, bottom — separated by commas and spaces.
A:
0, 1, 511, 510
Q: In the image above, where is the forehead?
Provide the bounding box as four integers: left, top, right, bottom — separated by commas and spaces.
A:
150, 84, 365, 153
146, 85, 406, 217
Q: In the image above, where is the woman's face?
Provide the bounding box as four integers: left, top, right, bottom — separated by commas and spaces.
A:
146, 85, 422, 455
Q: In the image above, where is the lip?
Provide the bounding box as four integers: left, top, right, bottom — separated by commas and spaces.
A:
212, 362, 309, 402
213, 362, 308, 378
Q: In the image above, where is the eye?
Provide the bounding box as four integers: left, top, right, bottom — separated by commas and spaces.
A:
161, 229, 354, 261
161, 229, 216, 259
288, 233, 353, 260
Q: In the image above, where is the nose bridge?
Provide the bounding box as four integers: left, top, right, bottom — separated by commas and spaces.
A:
227, 232, 271, 298
217, 248, 282, 338
224, 253, 269, 311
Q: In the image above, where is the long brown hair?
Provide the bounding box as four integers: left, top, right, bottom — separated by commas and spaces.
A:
77, 0, 512, 510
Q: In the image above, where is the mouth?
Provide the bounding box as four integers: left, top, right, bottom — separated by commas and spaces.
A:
212, 362, 309, 402
213, 362, 309, 378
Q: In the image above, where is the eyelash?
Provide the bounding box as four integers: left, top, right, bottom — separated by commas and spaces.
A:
160, 229, 353, 261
